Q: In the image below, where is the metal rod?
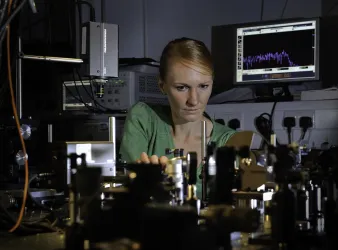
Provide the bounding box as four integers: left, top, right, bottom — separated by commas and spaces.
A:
109, 116, 116, 176
47, 124, 53, 143
201, 120, 207, 205
21, 55, 83, 63
201, 121, 207, 161
101, 0, 106, 23
270, 134, 277, 147
16, 37, 23, 119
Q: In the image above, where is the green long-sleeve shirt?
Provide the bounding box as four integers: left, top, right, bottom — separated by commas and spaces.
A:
119, 102, 236, 198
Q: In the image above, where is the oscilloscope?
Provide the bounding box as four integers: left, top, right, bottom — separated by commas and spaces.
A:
234, 18, 320, 85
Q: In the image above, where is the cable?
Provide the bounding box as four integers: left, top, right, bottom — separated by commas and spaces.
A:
0, 0, 26, 45
76, 69, 115, 112
76, 70, 99, 105
269, 102, 277, 134
325, 1, 338, 15
0, 0, 10, 70
283, 117, 296, 144
260, 0, 264, 21
0, 1, 9, 26
253, 131, 271, 146
12, 0, 19, 9
63, 82, 100, 113
280, 0, 289, 19
72, 70, 100, 113
0, 203, 60, 233
254, 102, 278, 149
6, 0, 29, 233
298, 116, 313, 142
76, 0, 96, 22
28, 173, 55, 212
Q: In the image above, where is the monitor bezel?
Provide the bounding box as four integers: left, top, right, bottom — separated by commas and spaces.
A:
233, 17, 320, 86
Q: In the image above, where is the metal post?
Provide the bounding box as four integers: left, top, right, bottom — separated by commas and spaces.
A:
101, 0, 106, 23
47, 124, 53, 143
201, 120, 207, 204
201, 121, 207, 162
16, 37, 22, 119
109, 116, 116, 176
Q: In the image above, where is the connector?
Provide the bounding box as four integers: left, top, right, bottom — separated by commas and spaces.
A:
299, 116, 313, 141
215, 119, 225, 125
228, 118, 240, 130
283, 116, 296, 144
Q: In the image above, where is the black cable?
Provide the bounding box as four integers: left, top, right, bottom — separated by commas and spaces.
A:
298, 116, 313, 142
77, 1, 83, 27
0, 0, 10, 70
76, 0, 96, 22
46, 0, 52, 48
0, 202, 57, 234
0, 1, 9, 26
74, 68, 105, 112
0, 0, 27, 45
71, 70, 102, 113
63, 82, 98, 113
326, 1, 338, 15
287, 130, 291, 144
68, 1, 90, 113
64, 6, 101, 114
76, 68, 97, 102
269, 101, 277, 134
28, 174, 54, 212
76, 69, 127, 114
283, 117, 296, 144
76, 0, 83, 59
12, 0, 19, 9
0, 1, 22, 111
280, 0, 289, 19
67, 0, 73, 48
255, 102, 278, 148
260, 0, 264, 21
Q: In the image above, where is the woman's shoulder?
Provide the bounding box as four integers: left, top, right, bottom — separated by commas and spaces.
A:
128, 102, 170, 122
211, 121, 236, 146
129, 102, 153, 114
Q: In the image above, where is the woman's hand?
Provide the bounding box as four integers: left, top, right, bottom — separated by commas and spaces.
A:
136, 152, 168, 167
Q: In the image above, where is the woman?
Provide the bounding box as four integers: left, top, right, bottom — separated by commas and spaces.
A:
119, 37, 236, 198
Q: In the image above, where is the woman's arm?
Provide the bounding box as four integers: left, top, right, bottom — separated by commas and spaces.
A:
119, 103, 151, 163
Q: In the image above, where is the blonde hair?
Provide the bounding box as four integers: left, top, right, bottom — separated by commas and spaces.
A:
159, 37, 213, 81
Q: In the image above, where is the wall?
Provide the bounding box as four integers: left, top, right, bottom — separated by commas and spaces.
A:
206, 100, 338, 149
92, 0, 321, 60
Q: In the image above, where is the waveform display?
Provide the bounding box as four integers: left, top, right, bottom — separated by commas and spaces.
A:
243, 51, 297, 69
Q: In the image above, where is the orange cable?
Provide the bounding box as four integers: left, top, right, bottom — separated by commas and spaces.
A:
6, 0, 30, 233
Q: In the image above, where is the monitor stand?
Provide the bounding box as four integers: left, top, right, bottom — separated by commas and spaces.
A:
254, 85, 293, 103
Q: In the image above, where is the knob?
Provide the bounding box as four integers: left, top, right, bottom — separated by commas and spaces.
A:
15, 150, 28, 166
20, 124, 32, 140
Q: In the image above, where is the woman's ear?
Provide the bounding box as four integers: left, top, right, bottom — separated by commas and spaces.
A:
158, 79, 166, 95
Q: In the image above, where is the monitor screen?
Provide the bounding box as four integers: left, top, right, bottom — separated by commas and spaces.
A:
235, 19, 319, 84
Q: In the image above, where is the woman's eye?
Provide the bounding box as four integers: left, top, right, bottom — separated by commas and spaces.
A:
176, 86, 188, 91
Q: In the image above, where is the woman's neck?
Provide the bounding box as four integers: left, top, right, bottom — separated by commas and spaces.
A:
171, 115, 210, 141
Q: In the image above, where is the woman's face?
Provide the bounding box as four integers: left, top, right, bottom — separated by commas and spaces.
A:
161, 61, 213, 123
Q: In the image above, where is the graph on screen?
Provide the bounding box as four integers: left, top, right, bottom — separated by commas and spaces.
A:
235, 20, 318, 83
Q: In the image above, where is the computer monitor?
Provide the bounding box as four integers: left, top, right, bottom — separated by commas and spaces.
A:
235, 18, 320, 85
